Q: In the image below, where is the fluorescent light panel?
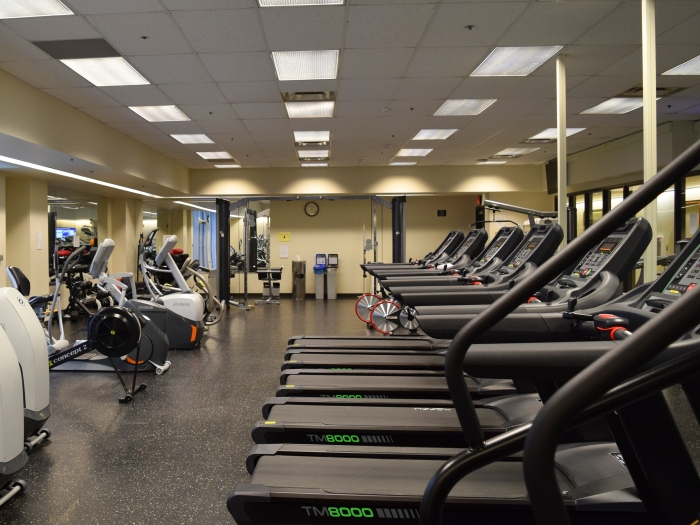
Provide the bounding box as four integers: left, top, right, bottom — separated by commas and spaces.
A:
397, 149, 432, 157
581, 98, 651, 115
214, 164, 242, 168
297, 150, 329, 157
301, 163, 328, 167
477, 160, 507, 165
412, 129, 458, 140
294, 131, 330, 142
197, 151, 232, 159
471, 46, 563, 77
0, 0, 73, 19
272, 50, 339, 81
171, 134, 213, 144
496, 147, 539, 156
130, 105, 190, 122
61, 57, 149, 87
285, 101, 335, 118
663, 55, 700, 75
174, 201, 215, 212
389, 162, 417, 166
434, 99, 496, 116
529, 128, 586, 140
260, 0, 343, 5
0, 154, 157, 197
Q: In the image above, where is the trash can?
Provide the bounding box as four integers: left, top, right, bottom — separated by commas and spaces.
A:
292, 260, 306, 300
313, 254, 327, 300
326, 253, 338, 300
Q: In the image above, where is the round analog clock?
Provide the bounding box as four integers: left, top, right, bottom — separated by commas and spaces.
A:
305, 202, 320, 217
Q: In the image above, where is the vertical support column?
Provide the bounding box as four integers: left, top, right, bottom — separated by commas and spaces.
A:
215, 198, 230, 309
642, 0, 658, 283
583, 193, 593, 229
602, 189, 612, 215
391, 196, 406, 263
568, 195, 576, 242
109, 198, 137, 275
97, 196, 112, 242
0, 174, 6, 286
556, 54, 568, 248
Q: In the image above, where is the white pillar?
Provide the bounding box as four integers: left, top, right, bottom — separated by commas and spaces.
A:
642, 0, 658, 283
556, 54, 567, 247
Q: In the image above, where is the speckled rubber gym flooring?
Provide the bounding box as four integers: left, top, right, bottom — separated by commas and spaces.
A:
0, 297, 698, 524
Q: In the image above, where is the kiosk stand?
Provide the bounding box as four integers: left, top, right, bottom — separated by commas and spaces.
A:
326, 254, 338, 300
314, 254, 327, 300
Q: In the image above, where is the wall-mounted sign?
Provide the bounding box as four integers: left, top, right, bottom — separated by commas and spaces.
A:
437, 210, 447, 217
278, 232, 291, 242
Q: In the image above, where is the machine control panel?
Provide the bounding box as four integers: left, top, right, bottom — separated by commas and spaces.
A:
447, 231, 478, 261
570, 233, 626, 279
663, 251, 700, 295
477, 233, 510, 264
507, 234, 546, 268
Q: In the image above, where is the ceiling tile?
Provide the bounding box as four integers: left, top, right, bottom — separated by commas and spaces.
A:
67, 0, 165, 14
332, 140, 369, 151
200, 52, 275, 82
422, 2, 528, 48
332, 117, 381, 130
288, 118, 334, 132
80, 106, 144, 122
42, 87, 121, 107
260, 6, 346, 51
500, 1, 618, 46
159, 83, 227, 104
180, 104, 238, 120
219, 81, 281, 103
566, 75, 641, 99
132, 133, 174, 145
172, 9, 266, 53
337, 78, 401, 100
197, 119, 247, 133
243, 118, 291, 132
0, 24, 50, 61
406, 47, 490, 78
233, 103, 287, 119
599, 45, 700, 78
341, 48, 414, 79
99, 85, 174, 105
345, 4, 436, 48
2, 16, 100, 41
86, 13, 193, 55
450, 77, 526, 99
503, 75, 588, 99
538, 45, 640, 77
658, 9, 700, 45
386, 99, 443, 116
151, 121, 204, 134
208, 132, 256, 144
394, 77, 462, 100
129, 54, 213, 84
162, 0, 254, 9
335, 100, 388, 117
109, 121, 161, 134
0, 60, 90, 89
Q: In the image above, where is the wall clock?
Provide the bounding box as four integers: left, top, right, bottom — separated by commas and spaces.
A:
305, 202, 320, 217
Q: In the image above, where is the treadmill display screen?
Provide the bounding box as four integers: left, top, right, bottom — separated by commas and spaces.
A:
664, 252, 700, 295
478, 238, 505, 263
571, 234, 624, 279
507, 234, 545, 268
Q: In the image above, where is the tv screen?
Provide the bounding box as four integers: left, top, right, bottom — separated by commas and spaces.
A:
56, 227, 77, 239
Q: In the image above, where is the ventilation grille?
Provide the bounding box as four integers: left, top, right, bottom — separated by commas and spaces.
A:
281, 91, 336, 103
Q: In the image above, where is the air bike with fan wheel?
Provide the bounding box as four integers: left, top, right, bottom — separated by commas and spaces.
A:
47, 239, 171, 378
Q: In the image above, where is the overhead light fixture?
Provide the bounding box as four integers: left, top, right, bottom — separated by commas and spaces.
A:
490, 147, 539, 159
61, 57, 149, 87
477, 160, 507, 165
434, 99, 496, 116
662, 55, 700, 75
412, 129, 459, 140
581, 97, 655, 115
397, 149, 432, 157
48, 195, 67, 201
0, 154, 158, 198
171, 134, 214, 144
301, 163, 328, 167
272, 50, 339, 81
88, 202, 98, 205
130, 105, 190, 122
285, 101, 335, 118
197, 151, 232, 159
294, 131, 330, 142
259, 0, 343, 5
174, 201, 216, 212
214, 164, 242, 168
389, 162, 417, 166
471, 46, 563, 77
0, 0, 73, 19
523, 127, 586, 143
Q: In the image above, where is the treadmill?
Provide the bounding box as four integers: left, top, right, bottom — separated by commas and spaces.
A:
362, 230, 464, 272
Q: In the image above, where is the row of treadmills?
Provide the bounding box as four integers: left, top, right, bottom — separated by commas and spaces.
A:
228, 141, 700, 525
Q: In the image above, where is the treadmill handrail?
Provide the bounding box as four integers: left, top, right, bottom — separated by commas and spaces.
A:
443, 136, 700, 450
420, 337, 700, 525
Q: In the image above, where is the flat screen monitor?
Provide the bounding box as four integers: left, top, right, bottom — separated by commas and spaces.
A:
56, 227, 77, 239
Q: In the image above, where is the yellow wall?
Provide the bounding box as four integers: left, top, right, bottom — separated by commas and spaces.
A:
0, 174, 5, 286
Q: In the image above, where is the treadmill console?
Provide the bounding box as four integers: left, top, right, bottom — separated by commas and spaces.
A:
446, 231, 479, 262
663, 252, 700, 295
570, 232, 627, 279
507, 234, 547, 268
476, 231, 511, 264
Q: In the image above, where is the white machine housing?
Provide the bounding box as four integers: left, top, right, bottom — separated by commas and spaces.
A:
0, 328, 25, 465
156, 236, 204, 323
0, 288, 50, 420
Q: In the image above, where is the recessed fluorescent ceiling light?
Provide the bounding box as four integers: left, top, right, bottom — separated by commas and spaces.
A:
297, 150, 329, 158
581, 98, 654, 115
496, 147, 539, 156
260, 0, 343, 5
413, 129, 458, 140
529, 128, 586, 140
397, 149, 432, 157
214, 164, 242, 168
61, 57, 149, 87
285, 101, 335, 118
0, 0, 73, 19
477, 160, 507, 165
0, 154, 158, 197
301, 163, 328, 167
88, 202, 98, 205
197, 151, 232, 159
171, 134, 213, 144
272, 50, 339, 81
663, 55, 700, 75
174, 201, 215, 212
294, 131, 330, 142
434, 99, 496, 116
471, 46, 563, 77
129, 105, 190, 122
389, 162, 417, 166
